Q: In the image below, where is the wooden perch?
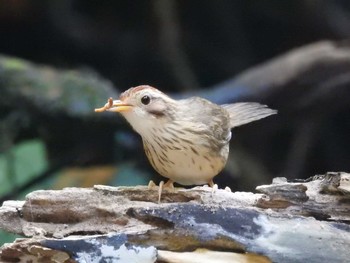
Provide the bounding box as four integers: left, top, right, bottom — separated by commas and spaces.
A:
0, 172, 349, 263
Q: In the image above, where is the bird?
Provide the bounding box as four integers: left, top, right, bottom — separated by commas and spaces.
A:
95, 85, 276, 201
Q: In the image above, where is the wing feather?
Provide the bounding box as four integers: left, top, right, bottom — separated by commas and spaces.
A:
222, 103, 277, 128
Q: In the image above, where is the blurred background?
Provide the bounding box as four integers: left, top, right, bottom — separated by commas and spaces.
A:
1, 0, 350, 244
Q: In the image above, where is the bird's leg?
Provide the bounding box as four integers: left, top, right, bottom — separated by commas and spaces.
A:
158, 181, 164, 203
148, 179, 164, 203
158, 179, 174, 203
148, 180, 174, 203
208, 180, 218, 196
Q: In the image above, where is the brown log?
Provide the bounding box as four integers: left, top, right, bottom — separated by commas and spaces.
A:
0, 172, 349, 263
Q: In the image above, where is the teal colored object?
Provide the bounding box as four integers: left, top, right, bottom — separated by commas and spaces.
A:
0, 139, 48, 196
112, 164, 151, 186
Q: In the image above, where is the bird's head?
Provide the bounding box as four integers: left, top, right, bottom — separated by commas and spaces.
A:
98, 85, 176, 135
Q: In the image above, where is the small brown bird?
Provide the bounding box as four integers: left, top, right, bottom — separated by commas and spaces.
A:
95, 85, 276, 199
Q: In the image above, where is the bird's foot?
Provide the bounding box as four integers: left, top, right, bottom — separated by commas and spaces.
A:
158, 180, 174, 203
207, 181, 232, 194
147, 180, 174, 203
224, 186, 232, 192
211, 184, 218, 196
147, 180, 158, 190
158, 181, 165, 203
208, 180, 218, 196
163, 179, 175, 190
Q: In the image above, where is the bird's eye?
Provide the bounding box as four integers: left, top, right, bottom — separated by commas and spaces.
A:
141, 95, 151, 105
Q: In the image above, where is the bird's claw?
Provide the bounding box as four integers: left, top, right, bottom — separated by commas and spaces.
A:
224, 186, 232, 192
147, 180, 163, 203
211, 183, 218, 196
147, 180, 174, 203
158, 181, 164, 203
207, 182, 232, 195
147, 180, 158, 189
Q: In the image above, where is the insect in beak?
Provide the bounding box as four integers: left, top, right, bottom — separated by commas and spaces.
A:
107, 100, 133, 112
95, 98, 132, 113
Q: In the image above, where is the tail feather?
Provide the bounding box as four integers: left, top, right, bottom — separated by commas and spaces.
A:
222, 102, 277, 128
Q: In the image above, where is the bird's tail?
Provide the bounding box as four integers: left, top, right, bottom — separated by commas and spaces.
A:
222, 102, 277, 128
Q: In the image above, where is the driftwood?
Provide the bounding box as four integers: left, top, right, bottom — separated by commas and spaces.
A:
0, 172, 349, 263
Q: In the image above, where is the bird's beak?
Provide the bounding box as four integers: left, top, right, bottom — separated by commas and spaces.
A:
107, 100, 133, 112
95, 98, 133, 113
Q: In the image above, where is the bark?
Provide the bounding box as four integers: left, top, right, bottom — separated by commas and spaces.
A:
0, 172, 349, 263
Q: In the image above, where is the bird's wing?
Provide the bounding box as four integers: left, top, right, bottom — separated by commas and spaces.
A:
221, 102, 277, 128
178, 97, 232, 150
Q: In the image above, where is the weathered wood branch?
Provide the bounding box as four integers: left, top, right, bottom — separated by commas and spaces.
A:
0, 172, 349, 263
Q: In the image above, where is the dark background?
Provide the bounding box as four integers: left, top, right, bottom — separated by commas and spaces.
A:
1, 0, 350, 212
2, 0, 349, 90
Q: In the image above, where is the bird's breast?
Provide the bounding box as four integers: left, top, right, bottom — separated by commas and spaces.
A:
142, 131, 229, 185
